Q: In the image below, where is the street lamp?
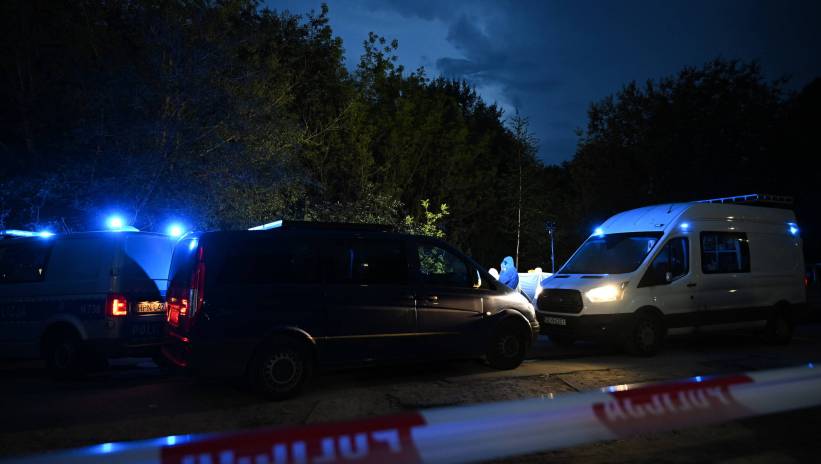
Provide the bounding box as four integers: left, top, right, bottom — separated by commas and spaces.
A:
545, 221, 557, 273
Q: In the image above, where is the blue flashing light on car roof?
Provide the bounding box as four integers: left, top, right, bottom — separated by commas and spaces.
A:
105, 215, 139, 232
593, 227, 604, 237
167, 223, 185, 237
38, 231, 55, 238
788, 223, 799, 236
106, 215, 125, 230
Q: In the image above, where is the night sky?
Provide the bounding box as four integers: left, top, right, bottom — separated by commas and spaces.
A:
273, 0, 821, 165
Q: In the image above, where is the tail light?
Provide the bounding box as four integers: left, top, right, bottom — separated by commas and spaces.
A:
188, 247, 206, 322
167, 245, 205, 331
106, 294, 128, 317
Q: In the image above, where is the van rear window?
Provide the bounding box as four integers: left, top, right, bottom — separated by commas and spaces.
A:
0, 240, 52, 283
168, 238, 199, 288
123, 235, 175, 281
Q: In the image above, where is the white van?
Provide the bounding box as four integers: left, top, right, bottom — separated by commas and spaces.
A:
536, 194, 805, 355
0, 231, 176, 376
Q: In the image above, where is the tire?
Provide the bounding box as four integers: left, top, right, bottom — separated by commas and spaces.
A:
152, 352, 175, 370
487, 321, 527, 370
764, 308, 794, 345
549, 334, 576, 347
44, 329, 86, 379
625, 313, 664, 357
249, 338, 312, 400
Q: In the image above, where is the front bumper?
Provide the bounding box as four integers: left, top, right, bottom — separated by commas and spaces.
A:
537, 312, 632, 341
529, 321, 541, 345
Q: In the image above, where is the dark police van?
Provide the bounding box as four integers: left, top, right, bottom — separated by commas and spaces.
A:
0, 231, 175, 377
163, 222, 539, 398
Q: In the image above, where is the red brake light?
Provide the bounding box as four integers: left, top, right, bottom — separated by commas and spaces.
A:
106, 294, 128, 317
167, 245, 205, 331
189, 247, 206, 321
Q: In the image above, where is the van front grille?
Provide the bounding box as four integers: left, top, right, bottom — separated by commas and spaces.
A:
537, 289, 584, 314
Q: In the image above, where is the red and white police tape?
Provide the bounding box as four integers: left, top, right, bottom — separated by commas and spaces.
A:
6, 363, 821, 464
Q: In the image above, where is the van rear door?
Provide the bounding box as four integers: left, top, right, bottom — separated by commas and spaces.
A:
118, 234, 176, 345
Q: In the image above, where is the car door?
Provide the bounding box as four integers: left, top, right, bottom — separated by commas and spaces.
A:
412, 240, 485, 357
320, 237, 418, 364
637, 236, 699, 330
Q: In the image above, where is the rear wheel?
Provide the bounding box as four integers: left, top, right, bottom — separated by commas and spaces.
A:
625, 313, 664, 356
44, 329, 86, 379
487, 321, 527, 369
764, 307, 794, 345
250, 338, 312, 400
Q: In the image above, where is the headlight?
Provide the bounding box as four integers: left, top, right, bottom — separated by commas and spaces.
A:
586, 282, 628, 303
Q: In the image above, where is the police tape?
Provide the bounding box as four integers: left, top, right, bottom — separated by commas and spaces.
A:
6, 363, 821, 464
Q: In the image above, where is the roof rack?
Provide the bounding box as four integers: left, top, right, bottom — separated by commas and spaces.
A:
696, 193, 794, 207
248, 220, 396, 233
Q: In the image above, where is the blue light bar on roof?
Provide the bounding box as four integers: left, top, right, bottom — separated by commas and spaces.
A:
1, 229, 37, 237
0, 229, 55, 238
249, 220, 283, 231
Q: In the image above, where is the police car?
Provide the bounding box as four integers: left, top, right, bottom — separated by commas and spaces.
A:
0, 228, 176, 377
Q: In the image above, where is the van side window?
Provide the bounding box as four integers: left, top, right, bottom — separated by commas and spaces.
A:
0, 241, 52, 283
416, 243, 471, 287
639, 237, 689, 287
329, 240, 408, 285
217, 238, 319, 285
701, 232, 750, 274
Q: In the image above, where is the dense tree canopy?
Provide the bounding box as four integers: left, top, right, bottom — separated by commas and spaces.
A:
1, 1, 819, 269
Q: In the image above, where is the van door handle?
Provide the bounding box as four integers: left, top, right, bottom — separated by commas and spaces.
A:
686, 283, 697, 288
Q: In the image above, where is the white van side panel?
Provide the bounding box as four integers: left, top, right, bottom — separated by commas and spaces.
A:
747, 228, 805, 306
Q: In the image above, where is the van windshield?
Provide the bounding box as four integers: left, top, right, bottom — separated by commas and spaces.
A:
561, 232, 663, 275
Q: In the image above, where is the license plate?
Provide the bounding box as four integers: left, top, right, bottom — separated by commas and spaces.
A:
544, 316, 567, 326
137, 301, 165, 314
131, 321, 163, 337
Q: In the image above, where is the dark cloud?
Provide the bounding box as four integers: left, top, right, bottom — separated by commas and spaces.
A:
362, 0, 463, 22
276, 0, 821, 165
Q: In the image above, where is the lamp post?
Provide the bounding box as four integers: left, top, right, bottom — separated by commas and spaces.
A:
545, 221, 557, 273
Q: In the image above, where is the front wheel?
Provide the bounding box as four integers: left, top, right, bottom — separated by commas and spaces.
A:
249, 339, 312, 400
625, 313, 664, 356
486, 322, 527, 370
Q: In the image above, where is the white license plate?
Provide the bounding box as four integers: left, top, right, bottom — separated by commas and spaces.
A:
544, 316, 567, 326
137, 301, 165, 314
